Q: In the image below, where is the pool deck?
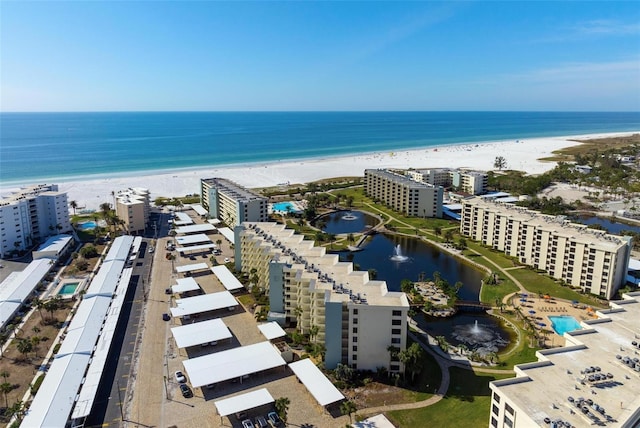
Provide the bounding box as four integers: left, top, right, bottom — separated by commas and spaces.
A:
511, 294, 598, 346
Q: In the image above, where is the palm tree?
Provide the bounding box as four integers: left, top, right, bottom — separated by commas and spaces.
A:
340, 400, 357, 423
69, 200, 78, 215
0, 382, 12, 408
275, 397, 290, 424
16, 338, 33, 361
309, 325, 319, 343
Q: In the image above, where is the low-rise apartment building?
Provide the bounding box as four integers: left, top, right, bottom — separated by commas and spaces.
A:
235, 222, 410, 372
114, 188, 150, 235
364, 169, 443, 218
0, 184, 71, 258
489, 292, 640, 428
460, 197, 632, 299
200, 178, 268, 227
407, 168, 488, 195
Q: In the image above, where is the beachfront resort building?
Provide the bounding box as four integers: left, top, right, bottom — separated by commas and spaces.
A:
460, 197, 632, 300
407, 168, 488, 195
200, 178, 268, 227
235, 222, 410, 372
114, 188, 151, 235
488, 292, 640, 428
364, 169, 444, 218
0, 184, 71, 258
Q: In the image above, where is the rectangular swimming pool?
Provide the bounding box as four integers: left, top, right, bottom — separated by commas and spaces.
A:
59, 282, 79, 295
549, 315, 582, 336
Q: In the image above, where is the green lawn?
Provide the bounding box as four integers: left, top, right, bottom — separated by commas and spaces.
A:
480, 279, 520, 305
467, 242, 516, 269
387, 368, 513, 428
507, 268, 598, 305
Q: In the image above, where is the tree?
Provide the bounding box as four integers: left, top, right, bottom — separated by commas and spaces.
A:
494, 156, 507, 170
0, 382, 11, 408
434, 226, 442, 237
367, 268, 377, 280
443, 230, 454, 243
16, 338, 33, 361
340, 400, 357, 423
399, 342, 425, 383
69, 200, 78, 215
275, 397, 290, 424
79, 245, 98, 258
400, 279, 414, 294
309, 325, 319, 343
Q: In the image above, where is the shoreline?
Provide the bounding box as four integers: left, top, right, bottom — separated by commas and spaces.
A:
1, 131, 638, 212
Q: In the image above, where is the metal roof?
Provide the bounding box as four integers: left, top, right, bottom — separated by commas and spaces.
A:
214, 388, 274, 417
170, 291, 237, 317
0, 259, 52, 330
175, 224, 216, 235
211, 265, 244, 291
288, 358, 345, 406
217, 227, 235, 245
171, 319, 232, 348
176, 263, 209, 273
172, 277, 200, 293
257, 322, 286, 340
176, 234, 211, 245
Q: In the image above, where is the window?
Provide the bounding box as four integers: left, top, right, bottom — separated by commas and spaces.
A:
493, 393, 500, 403
492, 404, 499, 416
352, 327, 358, 334
392, 319, 402, 326
391, 337, 401, 344
353, 337, 358, 342
491, 417, 498, 428
392, 310, 401, 316
505, 403, 514, 415
352, 355, 357, 361
353, 309, 358, 315
503, 416, 513, 428
352, 346, 357, 352
353, 318, 358, 324
390, 364, 399, 371
392, 328, 401, 335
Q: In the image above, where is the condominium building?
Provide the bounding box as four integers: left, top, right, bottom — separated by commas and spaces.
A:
488, 292, 640, 428
407, 168, 488, 195
0, 184, 71, 258
114, 188, 150, 235
460, 197, 632, 299
235, 222, 410, 372
364, 169, 443, 218
200, 178, 268, 227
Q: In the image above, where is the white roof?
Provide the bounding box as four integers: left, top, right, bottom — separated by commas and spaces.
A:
207, 218, 222, 225
176, 234, 212, 245
288, 358, 345, 406
176, 243, 217, 253
0, 259, 52, 330
214, 388, 274, 417
628, 258, 640, 271
217, 227, 235, 245
182, 341, 286, 387
176, 263, 209, 273
175, 223, 216, 235
174, 220, 193, 226
211, 265, 244, 291
190, 204, 208, 216
443, 203, 463, 211
170, 291, 237, 317
172, 277, 200, 293
104, 235, 134, 262
171, 318, 232, 348
258, 322, 286, 340
34, 234, 73, 254
174, 212, 192, 223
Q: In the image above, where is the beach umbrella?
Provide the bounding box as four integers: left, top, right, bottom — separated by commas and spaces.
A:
538, 322, 546, 327
520, 298, 527, 302
528, 310, 536, 315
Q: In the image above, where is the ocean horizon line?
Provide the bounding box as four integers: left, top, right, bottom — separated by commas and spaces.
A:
2, 109, 640, 114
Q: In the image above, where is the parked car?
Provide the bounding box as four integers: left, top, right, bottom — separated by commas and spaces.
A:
179, 383, 192, 398
174, 370, 186, 383
162, 313, 170, 321
255, 415, 268, 428
148, 246, 154, 253
241, 420, 255, 428
165, 287, 172, 295
267, 412, 282, 427
224, 257, 230, 263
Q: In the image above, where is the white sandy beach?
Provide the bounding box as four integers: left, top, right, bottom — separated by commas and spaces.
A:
1, 132, 637, 212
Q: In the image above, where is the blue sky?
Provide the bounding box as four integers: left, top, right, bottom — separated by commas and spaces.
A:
1, 1, 639, 111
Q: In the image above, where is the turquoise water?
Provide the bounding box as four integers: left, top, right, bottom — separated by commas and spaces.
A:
272, 202, 299, 213
59, 283, 79, 295
78, 221, 97, 230
549, 315, 582, 336
1, 112, 639, 184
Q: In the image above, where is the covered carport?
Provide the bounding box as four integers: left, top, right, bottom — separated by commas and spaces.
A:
288, 358, 345, 407
169, 291, 237, 319
182, 341, 286, 387
211, 265, 244, 292
171, 277, 201, 295
214, 388, 274, 423
171, 318, 232, 349
176, 262, 210, 275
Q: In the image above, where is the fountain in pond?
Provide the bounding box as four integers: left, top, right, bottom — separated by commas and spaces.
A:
390, 244, 409, 262
452, 319, 508, 356
341, 211, 358, 220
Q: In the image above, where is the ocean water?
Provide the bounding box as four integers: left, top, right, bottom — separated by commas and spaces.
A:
1, 111, 639, 184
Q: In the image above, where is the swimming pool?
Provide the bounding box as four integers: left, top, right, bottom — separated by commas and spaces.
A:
272, 202, 300, 213
549, 315, 582, 336
78, 221, 97, 230
59, 282, 79, 295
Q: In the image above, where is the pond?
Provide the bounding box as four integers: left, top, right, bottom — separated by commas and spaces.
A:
316, 210, 379, 235
341, 233, 485, 301
570, 215, 640, 235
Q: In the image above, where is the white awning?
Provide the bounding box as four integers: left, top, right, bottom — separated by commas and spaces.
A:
172, 277, 200, 293
171, 319, 232, 348
288, 358, 345, 406
258, 322, 286, 340
217, 227, 235, 245
214, 388, 274, 417
176, 243, 217, 253
176, 234, 211, 245
190, 204, 208, 216
175, 224, 216, 235
174, 212, 192, 223
182, 341, 286, 387
170, 291, 237, 317
211, 265, 244, 291
207, 218, 222, 225
174, 220, 193, 226
176, 263, 209, 273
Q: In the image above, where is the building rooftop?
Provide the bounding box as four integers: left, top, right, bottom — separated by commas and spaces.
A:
244, 222, 409, 308
0, 184, 59, 206
365, 169, 439, 189
492, 292, 640, 427
202, 177, 265, 202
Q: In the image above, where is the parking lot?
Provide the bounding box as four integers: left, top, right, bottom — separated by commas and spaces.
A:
127, 209, 348, 428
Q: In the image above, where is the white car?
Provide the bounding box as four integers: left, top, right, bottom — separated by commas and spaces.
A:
148, 246, 155, 253
224, 257, 230, 263
174, 370, 186, 383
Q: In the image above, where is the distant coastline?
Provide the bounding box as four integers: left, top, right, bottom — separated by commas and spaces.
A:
2, 111, 639, 185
